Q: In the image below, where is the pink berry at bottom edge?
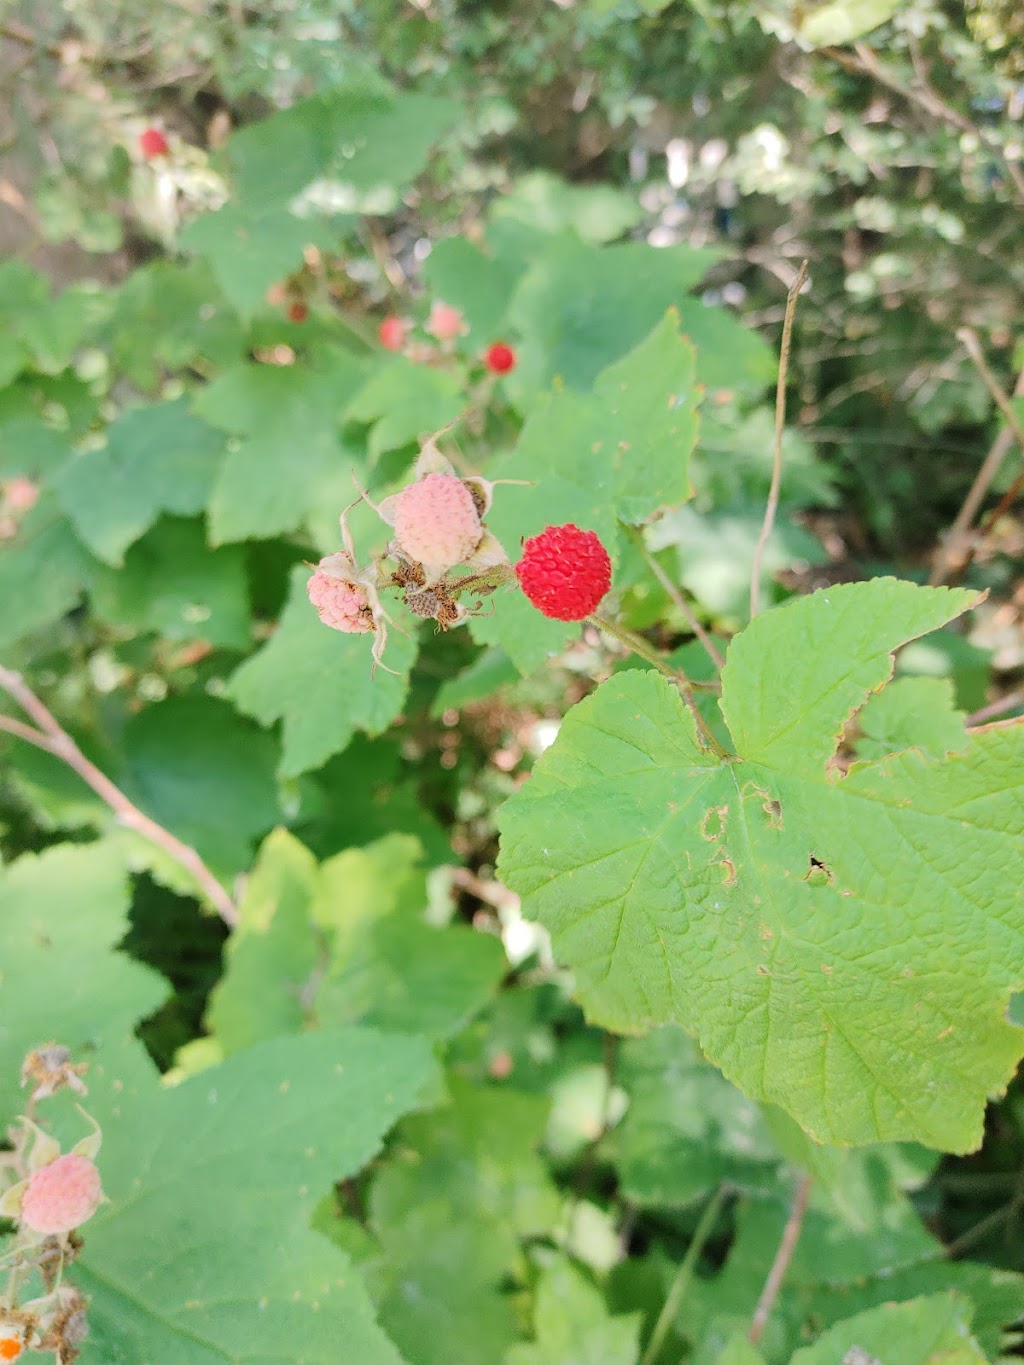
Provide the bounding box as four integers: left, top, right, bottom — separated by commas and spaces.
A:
484, 342, 516, 375
19, 1154, 103, 1237
138, 127, 169, 159
515, 523, 612, 621
307, 566, 373, 633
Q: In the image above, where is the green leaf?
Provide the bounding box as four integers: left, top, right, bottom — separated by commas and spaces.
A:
422, 237, 522, 343
789, 1293, 984, 1364
854, 675, 966, 762
228, 565, 415, 778
72, 1028, 438, 1363
205, 828, 321, 1055
0, 844, 168, 1124
0, 415, 73, 481
195, 348, 367, 543
181, 202, 344, 317
611, 1027, 779, 1206
497, 579, 1024, 1149
475, 312, 700, 673
346, 355, 464, 463
491, 171, 645, 245
119, 694, 282, 878
507, 1256, 642, 1365
701, 1335, 766, 1365
56, 398, 227, 565
0, 495, 94, 648
226, 80, 461, 214
86, 516, 251, 649
365, 1078, 562, 1362
508, 234, 719, 395
799, 0, 902, 49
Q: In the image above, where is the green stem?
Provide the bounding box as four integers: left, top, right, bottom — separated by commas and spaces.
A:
589, 614, 729, 759
639, 1185, 729, 1365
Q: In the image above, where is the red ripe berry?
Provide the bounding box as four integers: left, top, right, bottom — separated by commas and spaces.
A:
138, 127, 169, 159
288, 301, 309, 323
484, 342, 516, 375
516, 524, 612, 622
378, 316, 407, 352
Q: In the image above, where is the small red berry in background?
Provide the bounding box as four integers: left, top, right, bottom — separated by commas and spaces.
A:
287, 301, 309, 323
484, 342, 516, 375
378, 316, 407, 351
516, 523, 612, 622
138, 127, 169, 159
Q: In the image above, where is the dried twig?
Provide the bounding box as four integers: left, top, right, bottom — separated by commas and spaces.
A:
930, 346, 1024, 585
0, 665, 239, 927
748, 1172, 813, 1346
750, 260, 809, 619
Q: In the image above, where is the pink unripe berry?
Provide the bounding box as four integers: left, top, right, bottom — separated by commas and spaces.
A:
484, 342, 516, 375
19, 1154, 102, 1237
4, 478, 38, 514
138, 127, 169, 159
307, 566, 373, 633
378, 316, 407, 351
427, 301, 465, 341
392, 472, 482, 571
516, 524, 612, 621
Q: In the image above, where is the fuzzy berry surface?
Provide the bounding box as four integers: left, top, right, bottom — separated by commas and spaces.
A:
20, 1154, 102, 1236
378, 316, 407, 351
484, 342, 516, 375
307, 568, 372, 633
138, 127, 169, 159
392, 472, 482, 570
516, 524, 612, 621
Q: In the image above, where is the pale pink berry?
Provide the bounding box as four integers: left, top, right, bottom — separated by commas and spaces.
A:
426, 301, 465, 341
4, 478, 38, 514
392, 472, 482, 571
307, 565, 374, 633
20, 1154, 102, 1236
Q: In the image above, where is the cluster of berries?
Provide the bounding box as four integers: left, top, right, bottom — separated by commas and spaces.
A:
307, 425, 612, 669
307, 425, 516, 671
0, 1046, 103, 1363
378, 303, 517, 376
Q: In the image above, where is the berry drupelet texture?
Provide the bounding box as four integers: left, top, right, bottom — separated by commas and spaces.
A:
515, 524, 612, 621
19, 1154, 103, 1237
391, 472, 482, 572
307, 567, 373, 633
484, 342, 516, 375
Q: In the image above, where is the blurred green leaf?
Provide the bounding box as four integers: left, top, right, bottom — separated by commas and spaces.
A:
507, 1256, 642, 1364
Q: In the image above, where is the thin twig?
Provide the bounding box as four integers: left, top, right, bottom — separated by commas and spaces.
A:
750, 260, 809, 620
0, 666, 239, 928
966, 690, 1024, 728
930, 349, 1024, 585
624, 524, 725, 670
748, 1172, 813, 1346
588, 614, 729, 759
639, 1184, 730, 1365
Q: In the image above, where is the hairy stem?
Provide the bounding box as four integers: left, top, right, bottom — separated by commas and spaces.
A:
624, 524, 725, 670
748, 1172, 813, 1346
750, 260, 809, 619
0, 666, 239, 928
639, 1184, 729, 1365
588, 614, 729, 758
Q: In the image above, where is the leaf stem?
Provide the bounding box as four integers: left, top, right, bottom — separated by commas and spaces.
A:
588, 614, 729, 758
747, 1172, 813, 1346
0, 665, 240, 928
639, 1184, 729, 1365
624, 524, 725, 670
750, 259, 808, 620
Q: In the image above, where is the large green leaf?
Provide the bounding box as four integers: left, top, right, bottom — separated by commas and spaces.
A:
68, 1028, 437, 1363
789, 1293, 984, 1364
0, 495, 94, 648
0, 844, 168, 1124
228, 565, 416, 777
56, 398, 227, 565
498, 579, 1024, 1150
